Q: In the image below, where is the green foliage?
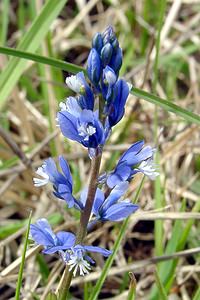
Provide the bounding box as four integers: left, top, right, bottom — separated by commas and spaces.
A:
15, 211, 32, 300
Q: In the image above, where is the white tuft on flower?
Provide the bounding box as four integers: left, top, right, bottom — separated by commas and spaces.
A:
65, 75, 83, 93
78, 124, 96, 141
67, 252, 91, 277
33, 164, 49, 187
137, 158, 159, 180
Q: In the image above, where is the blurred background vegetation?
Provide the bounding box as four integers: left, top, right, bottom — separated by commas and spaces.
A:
0, 0, 200, 299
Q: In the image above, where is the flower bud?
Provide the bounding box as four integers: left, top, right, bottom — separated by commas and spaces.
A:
101, 43, 113, 66
87, 48, 101, 85
102, 26, 115, 44
92, 32, 103, 54
109, 47, 122, 73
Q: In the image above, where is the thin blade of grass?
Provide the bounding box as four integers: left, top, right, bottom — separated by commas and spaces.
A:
0, 47, 199, 126
0, 46, 84, 74
0, 0, 10, 46
0, 0, 68, 109
88, 177, 145, 300
15, 211, 32, 300
154, 268, 168, 300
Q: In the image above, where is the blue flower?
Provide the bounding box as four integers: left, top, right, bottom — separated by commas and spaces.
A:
33, 156, 83, 209
57, 97, 105, 154
30, 219, 112, 276
107, 141, 158, 188
80, 182, 138, 223
63, 244, 112, 276
65, 72, 94, 110
30, 219, 76, 254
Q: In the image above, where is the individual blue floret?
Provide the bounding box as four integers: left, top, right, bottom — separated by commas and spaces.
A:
107, 141, 159, 188
80, 182, 138, 223
30, 219, 112, 276
33, 156, 82, 209
57, 97, 105, 156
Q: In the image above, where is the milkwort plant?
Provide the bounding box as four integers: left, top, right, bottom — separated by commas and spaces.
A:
30, 26, 158, 298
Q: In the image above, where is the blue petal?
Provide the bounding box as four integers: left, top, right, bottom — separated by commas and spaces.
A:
59, 156, 73, 190
64, 97, 82, 117
79, 109, 94, 124
102, 181, 129, 212
44, 158, 66, 185
119, 141, 144, 163
57, 231, 75, 248
83, 245, 112, 257
107, 162, 131, 188
103, 202, 139, 221
30, 219, 56, 246
57, 111, 81, 142
92, 188, 105, 216
124, 145, 154, 166
57, 184, 75, 208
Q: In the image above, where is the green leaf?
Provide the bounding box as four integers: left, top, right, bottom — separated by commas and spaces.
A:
131, 87, 200, 125
0, 0, 10, 46
154, 269, 168, 300
0, 0, 68, 109
0, 46, 83, 74
15, 211, 32, 300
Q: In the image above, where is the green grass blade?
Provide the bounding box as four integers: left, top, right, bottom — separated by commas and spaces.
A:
0, 47, 200, 126
15, 211, 32, 300
88, 177, 145, 300
131, 87, 200, 125
0, 46, 83, 75
0, 0, 68, 109
154, 268, 168, 300
0, 0, 10, 46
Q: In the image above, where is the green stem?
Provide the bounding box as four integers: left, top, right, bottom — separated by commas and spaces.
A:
57, 153, 102, 300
